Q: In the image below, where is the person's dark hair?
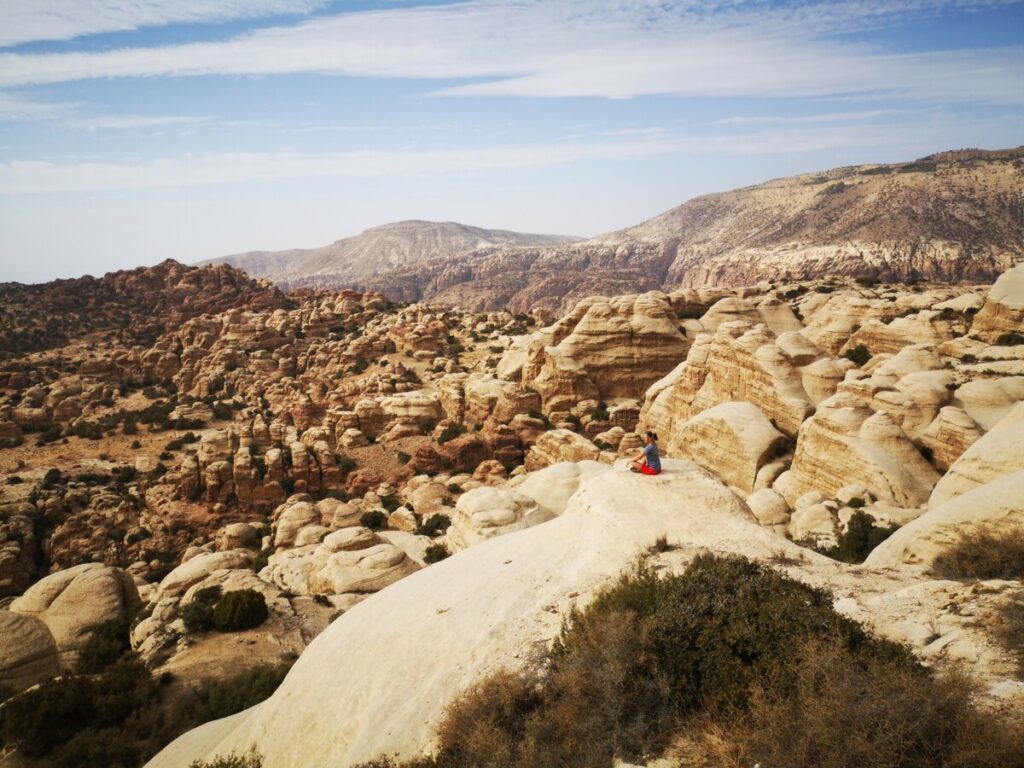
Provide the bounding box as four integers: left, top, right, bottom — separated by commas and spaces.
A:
645, 431, 658, 442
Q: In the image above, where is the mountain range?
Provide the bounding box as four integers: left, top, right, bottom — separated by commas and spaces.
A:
205, 147, 1024, 313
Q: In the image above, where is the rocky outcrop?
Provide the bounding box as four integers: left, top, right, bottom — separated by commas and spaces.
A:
778, 392, 939, 507
0, 611, 61, 690
866, 470, 1024, 568
10, 563, 141, 666
669, 402, 788, 494
446, 487, 550, 551
969, 264, 1024, 342
928, 401, 1024, 508
517, 292, 689, 413
524, 429, 600, 470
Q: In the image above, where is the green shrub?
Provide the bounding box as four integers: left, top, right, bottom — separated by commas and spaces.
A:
0, 676, 96, 756
52, 729, 140, 768
380, 495, 401, 513
842, 344, 872, 366
424, 544, 450, 564
212, 590, 269, 632
995, 332, 1024, 346
336, 454, 357, 474
194, 663, 292, 724
43, 467, 63, 486
819, 511, 898, 564
356, 554, 1023, 768
931, 526, 1024, 580
820, 181, 850, 195
396, 451, 411, 464
75, 617, 132, 673
182, 585, 223, 632
418, 514, 451, 537
437, 424, 467, 444
361, 510, 388, 531
847, 497, 865, 509
418, 417, 438, 434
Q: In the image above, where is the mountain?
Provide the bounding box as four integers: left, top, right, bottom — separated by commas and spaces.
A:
0, 259, 292, 358
361, 147, 1024, 313
201, 220, 583, 290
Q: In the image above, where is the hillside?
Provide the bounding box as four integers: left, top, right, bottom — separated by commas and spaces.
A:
0, 259, 292, 359
202, 220, 583, 290
361, 147, 1024, 313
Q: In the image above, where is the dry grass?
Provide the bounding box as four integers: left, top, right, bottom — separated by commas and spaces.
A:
931, 526, 1024, 580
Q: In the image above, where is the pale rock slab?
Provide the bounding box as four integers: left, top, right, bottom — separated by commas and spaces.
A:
970, 264, 1024, 342
867, 470, 1024, 568
447, 486, 552, 551
0, 611, 61, 690
929, 401, 1024, 508
668, 401, 788, 495
524, 429, 600, 470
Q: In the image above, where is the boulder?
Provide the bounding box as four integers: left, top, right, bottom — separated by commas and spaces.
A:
866, 470, 1024, 568
783, 392, 939, 508
929, 401, 1024, 508
0, 611, 60, 690
970, 264, 1024, 342
524, 429, 600, 470
10, 564, 141, 665
513, 460, 610, 517
667, 402, 788, 494
447, 487, 552, 551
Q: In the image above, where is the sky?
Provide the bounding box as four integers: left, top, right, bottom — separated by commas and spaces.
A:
0, 0, 1022, 284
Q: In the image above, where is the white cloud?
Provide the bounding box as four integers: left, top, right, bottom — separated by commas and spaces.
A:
717, 110, 918, 126
67, 114, 206, 131
0, 124, 907, 196
0, 92, 77, 120
0, 0, 331, 47
0, 0, 1019, 105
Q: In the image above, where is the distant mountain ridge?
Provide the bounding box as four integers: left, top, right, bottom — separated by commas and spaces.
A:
201, 220, 583, 290
356, 147, 1024, 313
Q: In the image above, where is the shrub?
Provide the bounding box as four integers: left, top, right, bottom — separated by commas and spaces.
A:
418, 514, 451, 538
194, 663, 292, 724
122, 418, 138, 436
994, 595, 1024, 677
52, 729, 140, 768
0, 676, 96, 757
819, 181, 850, 195
847, 496, 865, 508
418, 417, 438, 434
190, 750, 264, 768
358, 554, 1024, 768
212, 590, 269, 632
43, 467, 63, 486
75, 617, 132, 673
361, 510, 388, 531
112, 465, 137, 484
424, 544, 450, 564
337, 454, 357, 474
437, 424, 467, 444
842, 344, 872, 366
590, 408, 610, 422
396, 451, 411, 464
995, 331, 1024, 346
5, 475, 22, 484
819, 511, 898, 564
213, 402, 235, 420
380, 495, 401, 513
931, 526, 1024, 580
182, 585, 223, 633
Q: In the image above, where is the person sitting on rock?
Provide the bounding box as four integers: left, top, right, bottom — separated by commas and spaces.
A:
629, 431, 662, 475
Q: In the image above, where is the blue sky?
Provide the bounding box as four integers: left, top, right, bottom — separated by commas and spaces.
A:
0, 0, 1022, 283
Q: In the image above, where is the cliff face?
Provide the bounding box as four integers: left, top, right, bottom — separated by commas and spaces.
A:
358, 148, 1024, 312
202, 220, 583, 290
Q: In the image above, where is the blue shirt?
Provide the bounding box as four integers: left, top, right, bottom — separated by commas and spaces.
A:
643, 443, 661, 471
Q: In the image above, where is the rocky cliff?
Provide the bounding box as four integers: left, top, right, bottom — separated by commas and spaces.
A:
361, 147, 1024, 313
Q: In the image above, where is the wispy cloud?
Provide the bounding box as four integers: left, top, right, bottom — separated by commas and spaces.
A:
0, 0, 331, 48
716, 110, 919, 126
0, 1, 1020, 105
0, 124, 918, 196
0, 92, 77, 120
66, 114, 206, 132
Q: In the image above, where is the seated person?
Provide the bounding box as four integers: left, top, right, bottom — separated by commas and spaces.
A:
629, 431, 662, 475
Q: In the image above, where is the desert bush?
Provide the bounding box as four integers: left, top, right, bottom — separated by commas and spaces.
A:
437, 424, 467, 444
165, 431, 199, 451
419, 514, 451, 537
356, 554, 1022, 768
381, 495, 401, 513
182, 585, 223, 633
819, 511, 898, 564
336, 454, 357, 474
424, 544, 450, 564
994, 595, 1024, 677
75, 617, 132, 674
361, 510, 388, 531
213, 402, 235, 420
847, 496, 865, 508
995, 331, 1024, 346
931, 526, 1024, 580
190, 750, 264, 768
212, 589, 269, 632
193, 663, 292, 724
52, 729, 140, 768
396, 451, 411, 464
42, 467, 63, 486
842, 344, 872, 366
418, 417, 438, 434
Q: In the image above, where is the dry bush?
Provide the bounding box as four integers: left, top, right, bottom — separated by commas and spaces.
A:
931, 526, 1024, 580
995, 595, 1024, 677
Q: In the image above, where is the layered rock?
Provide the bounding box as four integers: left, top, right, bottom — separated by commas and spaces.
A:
969, 263, 1024, 342
779, 392, 939, 507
